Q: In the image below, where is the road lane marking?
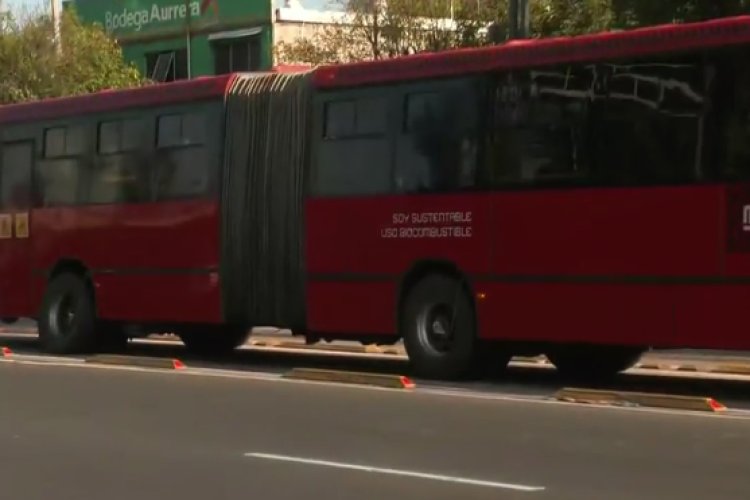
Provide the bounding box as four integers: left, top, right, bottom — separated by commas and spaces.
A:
244, 452, 545, 492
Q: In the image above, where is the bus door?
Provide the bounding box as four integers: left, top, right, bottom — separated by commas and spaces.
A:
0, 140, 34, 318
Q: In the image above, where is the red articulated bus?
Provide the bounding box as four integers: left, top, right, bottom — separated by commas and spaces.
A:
2, 16, 750, 380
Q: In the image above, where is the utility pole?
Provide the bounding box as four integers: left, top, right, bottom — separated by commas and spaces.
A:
508, 0, 530, 39
185, 0, 192, 78
51, 0, 62, 54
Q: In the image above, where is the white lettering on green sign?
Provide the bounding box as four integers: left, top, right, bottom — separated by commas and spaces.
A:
104, 1, 202, 32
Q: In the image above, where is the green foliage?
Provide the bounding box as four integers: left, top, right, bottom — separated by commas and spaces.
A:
0, 7, 144, 104
277, 0, 750, 65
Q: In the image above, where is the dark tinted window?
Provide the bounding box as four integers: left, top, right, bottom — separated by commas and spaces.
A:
323, 97, 387, 139
44, 128, 66, 158
154, 111, 210, 200
405, 92, 441, 132
213, 36, 262, 74
44, 126, 88, 158
98, 122, 120, 154
590, 60, 704, 186
157, 113, 205, 148
155, 147, 209, 199
98, 119, 143, 154
703, 47, 750, 181
37, 159, 80, 206
89, 155, 150, 204
324, 101, 356, 138
91, 118, 149, 204
183, 113, 207, 145
315, 94, 392, 196
396, 82, 480, 193
1, 142, 33, 208
145, 49, 188, 82
66, 126, 87, 156
488, 69, 590, 186
157, 114, 182, 148
122, 119, 142, 151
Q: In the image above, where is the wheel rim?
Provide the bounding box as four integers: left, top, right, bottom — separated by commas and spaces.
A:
48, 293, 78, 338
416, 303, 455, 354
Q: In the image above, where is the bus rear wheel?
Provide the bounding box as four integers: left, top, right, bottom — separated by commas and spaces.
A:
38, 273, 97, 354
546, 345, 645, 381
179, 326, 249, 357
401, 274, 480, 380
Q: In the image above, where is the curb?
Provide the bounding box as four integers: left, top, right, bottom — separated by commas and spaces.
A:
634, 361, 750, 376
0, 327, 36, 334
554, 387, 726, 412
283, 367, 415, 389
709, 363, 750, 375
85, 354, 186, 370
251, 339, 404, 356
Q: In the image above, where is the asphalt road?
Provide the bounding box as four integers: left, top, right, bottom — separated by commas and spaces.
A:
6, 332, 750, 411
1, 361, 749, 500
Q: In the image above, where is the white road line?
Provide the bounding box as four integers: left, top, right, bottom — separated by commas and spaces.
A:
244, 452, 545, 492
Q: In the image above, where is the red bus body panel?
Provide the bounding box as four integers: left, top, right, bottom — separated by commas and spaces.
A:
28, 200, 222, 323
306, 184, 750, 350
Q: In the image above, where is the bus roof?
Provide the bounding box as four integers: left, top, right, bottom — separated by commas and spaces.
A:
312, 15, 750, 89
0, 64, 314, 125
2, 16, 750, 124
0, 73, 235, 125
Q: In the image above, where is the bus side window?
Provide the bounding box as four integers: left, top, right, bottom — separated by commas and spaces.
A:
154, 111, 209, 200
314, 95, 390, 197
489, 68, 590, 187
399, 83, 479, 193
0, 142, 33, 209
36, 125, 88, 207
595, 59, 705, 186
90, 118, 150, 204
717, 49, 750, 181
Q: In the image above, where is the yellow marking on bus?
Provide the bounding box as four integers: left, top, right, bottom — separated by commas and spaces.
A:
0, 214, 12, 239
14, 213, 29, 239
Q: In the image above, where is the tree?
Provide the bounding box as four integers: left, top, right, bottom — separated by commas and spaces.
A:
275, 0, 488, 65
275, 0, 750, 65
0, 7, 143, 104
532, 0, 750, 36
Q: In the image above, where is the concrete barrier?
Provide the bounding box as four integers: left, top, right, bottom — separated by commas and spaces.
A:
283, 367, 415, 389
85, 354, 186, 370
554, 387, 726, 412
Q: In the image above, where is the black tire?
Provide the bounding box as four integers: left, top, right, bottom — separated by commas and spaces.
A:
547, 345, 645, 382
38, 273, 97, 354
401, 274, 480, 380
179, 326, 249, 356
1, 317, 18, 325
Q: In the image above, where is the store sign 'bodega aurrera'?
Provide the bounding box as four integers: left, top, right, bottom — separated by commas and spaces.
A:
104, 1, 208, 32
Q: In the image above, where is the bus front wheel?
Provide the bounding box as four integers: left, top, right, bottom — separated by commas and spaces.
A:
38, 273, 97, 354
401, 274, 479, 380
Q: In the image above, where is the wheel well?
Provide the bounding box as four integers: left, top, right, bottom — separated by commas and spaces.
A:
49, 259, 95, 299
396, 260, 474, 336
49, 259, 90, 283
37, 259, 96, 320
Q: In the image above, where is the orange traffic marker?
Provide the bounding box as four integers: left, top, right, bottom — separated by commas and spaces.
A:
398, 375, 416, 389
